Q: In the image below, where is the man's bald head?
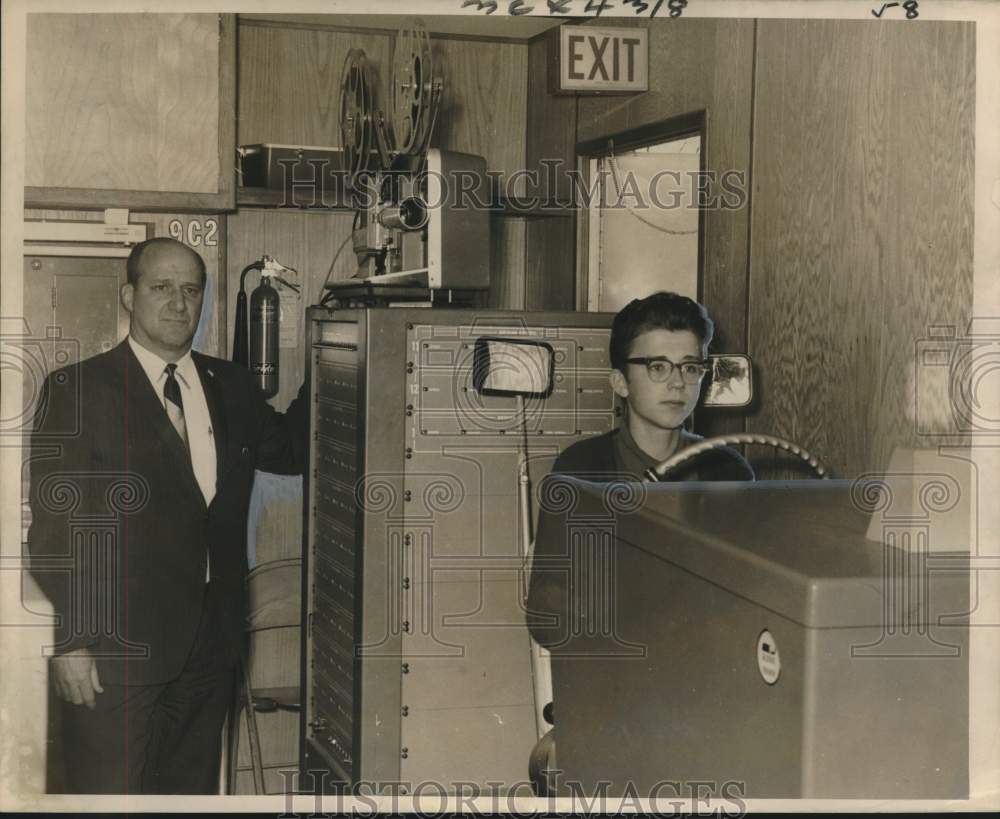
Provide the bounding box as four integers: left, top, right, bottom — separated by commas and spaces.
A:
126, 237, 206, 287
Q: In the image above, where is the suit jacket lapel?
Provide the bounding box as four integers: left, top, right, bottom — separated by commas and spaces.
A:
119, 342, 206, 510
192, 351, 229, 488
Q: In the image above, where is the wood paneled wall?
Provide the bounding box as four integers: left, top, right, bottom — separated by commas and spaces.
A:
238, 22, 528, 189
225, 210, 354, 410
488, 219, 527, 309
238, 23, 390, 148
433, 38, 528, 194
26, 14, 221, 194
527, 18, 974, 472
522, 35, 578, 312
525, 33, 577, 203
747, 20, 975, 478
224, 214, 528, 377
233, 18, 533, 391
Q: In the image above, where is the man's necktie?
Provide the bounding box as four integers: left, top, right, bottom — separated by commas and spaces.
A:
163, 363, 188, 449
164, 362, 209, 582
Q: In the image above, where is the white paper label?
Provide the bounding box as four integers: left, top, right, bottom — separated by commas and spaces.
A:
277, 273, 302, 348
757, 629, 781, 685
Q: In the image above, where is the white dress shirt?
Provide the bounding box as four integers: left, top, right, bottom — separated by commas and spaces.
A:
128, 336, 218, 581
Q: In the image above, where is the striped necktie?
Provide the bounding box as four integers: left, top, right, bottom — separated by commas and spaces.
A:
164, 362, 208, 581
163, 363, 188, 449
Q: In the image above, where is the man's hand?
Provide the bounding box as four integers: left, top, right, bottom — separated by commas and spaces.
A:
51, 648, 103, 708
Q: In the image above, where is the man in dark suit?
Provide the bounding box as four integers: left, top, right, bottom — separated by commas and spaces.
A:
26, 237, 307, 794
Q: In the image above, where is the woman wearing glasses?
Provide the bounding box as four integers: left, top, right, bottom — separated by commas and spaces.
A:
554, 291, 753, 482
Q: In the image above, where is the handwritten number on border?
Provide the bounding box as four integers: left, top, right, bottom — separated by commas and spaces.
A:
872, 1, 918, 17
624, 0, 667, 15
462, 0, 686, 16
585, 0, 613, 16
461, 0, 499, 13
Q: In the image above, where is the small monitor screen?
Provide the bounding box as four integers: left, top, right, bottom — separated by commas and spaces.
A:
472, 337, 554, 398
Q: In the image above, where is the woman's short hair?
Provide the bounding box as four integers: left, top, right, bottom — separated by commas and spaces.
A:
609, 291, 715, 371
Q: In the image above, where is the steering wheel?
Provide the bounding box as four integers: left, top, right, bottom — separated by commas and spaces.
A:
644, 433, 832, 481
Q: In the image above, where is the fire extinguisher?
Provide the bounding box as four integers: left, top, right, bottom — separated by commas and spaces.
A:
233, 256, 300, 399
250, 275, 280, 398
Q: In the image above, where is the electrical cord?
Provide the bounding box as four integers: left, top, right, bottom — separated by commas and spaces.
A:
321, 212, 360, 291
606, 140, 699, 237
319, 219, 359, 307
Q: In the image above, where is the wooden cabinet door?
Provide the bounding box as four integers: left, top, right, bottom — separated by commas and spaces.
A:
25, 13, 235, 213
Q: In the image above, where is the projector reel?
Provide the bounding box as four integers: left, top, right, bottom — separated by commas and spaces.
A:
389, 24, 441, 163
339, 48, 377, 189
338, 25, 442, 190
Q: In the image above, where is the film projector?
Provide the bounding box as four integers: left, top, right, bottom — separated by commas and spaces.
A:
334, 26, 490, 295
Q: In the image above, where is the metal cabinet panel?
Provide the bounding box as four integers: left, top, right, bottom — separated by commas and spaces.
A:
303, 308, 615, 792
399, 704, 537, 789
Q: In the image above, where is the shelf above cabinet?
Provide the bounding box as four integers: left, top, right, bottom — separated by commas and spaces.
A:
236, 186, 355, 211
236, 187, 573, 218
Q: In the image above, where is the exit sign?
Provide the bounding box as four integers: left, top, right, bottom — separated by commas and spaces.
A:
548, 26, 649, 95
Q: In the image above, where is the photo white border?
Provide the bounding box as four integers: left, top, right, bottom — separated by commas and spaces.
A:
2, 0, 997, 812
